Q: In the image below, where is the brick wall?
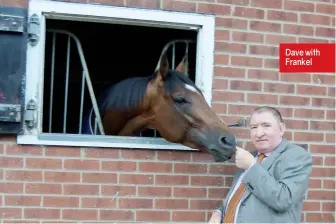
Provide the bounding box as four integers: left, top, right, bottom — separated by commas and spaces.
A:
1, 0, 335, 222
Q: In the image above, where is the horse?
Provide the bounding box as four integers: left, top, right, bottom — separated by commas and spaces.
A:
82, 50, 237, 162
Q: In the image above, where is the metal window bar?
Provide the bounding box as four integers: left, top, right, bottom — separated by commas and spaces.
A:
46, 29, 105, 135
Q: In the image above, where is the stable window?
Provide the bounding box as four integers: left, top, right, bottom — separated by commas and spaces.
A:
15, 0, 216, 150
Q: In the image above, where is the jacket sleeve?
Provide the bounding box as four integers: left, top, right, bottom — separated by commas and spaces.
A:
241, 150, 312, 212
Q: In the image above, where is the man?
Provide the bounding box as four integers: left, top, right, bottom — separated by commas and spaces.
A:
209, 106, 313, 223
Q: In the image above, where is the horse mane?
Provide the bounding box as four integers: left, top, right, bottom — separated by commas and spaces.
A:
99, 69, 201, 114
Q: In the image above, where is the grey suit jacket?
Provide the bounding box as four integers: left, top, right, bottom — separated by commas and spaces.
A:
217, 138, 313, 223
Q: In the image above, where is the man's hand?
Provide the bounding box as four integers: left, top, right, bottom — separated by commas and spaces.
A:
208, 211, 221, 224
235, 146, 255, 170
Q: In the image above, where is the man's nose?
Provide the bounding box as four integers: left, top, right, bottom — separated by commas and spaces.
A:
256, 127, 265, 136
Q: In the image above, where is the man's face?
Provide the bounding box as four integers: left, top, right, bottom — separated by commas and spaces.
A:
249, 111, 285, 153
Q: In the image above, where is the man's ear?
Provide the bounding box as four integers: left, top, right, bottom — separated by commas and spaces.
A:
279, 123, 286, 137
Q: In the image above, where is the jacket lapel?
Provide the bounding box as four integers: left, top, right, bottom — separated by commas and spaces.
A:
240, 139, 289, 202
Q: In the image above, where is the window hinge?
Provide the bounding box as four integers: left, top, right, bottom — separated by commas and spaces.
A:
24, 99, 37, 129
28, 13, 40, 46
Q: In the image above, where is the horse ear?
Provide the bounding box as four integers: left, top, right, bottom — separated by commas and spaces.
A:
175, 56, 186, 73
158, 51, 169, 80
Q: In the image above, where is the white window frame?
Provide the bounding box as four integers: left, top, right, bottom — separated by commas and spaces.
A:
17, 0, 215, 150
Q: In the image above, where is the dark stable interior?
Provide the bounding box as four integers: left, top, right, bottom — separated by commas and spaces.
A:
42, 18, 198, 137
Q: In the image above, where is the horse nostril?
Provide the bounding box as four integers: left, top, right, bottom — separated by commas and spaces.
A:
220, 135, 236, 148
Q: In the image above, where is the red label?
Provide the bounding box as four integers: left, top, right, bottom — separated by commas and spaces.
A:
279, 43, 336, 73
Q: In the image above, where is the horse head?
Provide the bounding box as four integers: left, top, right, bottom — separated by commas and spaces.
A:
144, 51, 237, 162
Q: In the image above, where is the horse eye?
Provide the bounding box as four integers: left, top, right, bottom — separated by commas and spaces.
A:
173, 97, 188, 105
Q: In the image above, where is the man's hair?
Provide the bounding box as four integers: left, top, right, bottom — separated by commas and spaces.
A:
250, 106, 284, 123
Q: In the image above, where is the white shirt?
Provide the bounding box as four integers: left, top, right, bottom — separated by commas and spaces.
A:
215, 151, 272, 223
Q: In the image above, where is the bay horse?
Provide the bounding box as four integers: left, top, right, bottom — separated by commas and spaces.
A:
82, 51, 237, 162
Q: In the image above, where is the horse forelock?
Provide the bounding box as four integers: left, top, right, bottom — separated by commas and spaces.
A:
164, 70, 202, 95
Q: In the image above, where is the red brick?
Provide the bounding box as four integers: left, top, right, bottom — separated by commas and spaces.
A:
26, 158, 62, 169
0, 208, 22, 219
209, 164, 236, 175
306, 213, 335, 223
316, 27, 336, 37
172, 211, 206, 222
316, 3, 336, 15
326, 133, 335, 143
0, 157, 23, 168
312, 156, 324, 165
174, 163, 207, 173
312, 167, 335, 177
197, 3, 230, 14
64, 159, 100, 170
45, 146, 80, 157
102, 185, 136, 196
312, 98, 335, 108
310, 144, 335, 154
62, 209, 98, 220
328, 87, 335, 97
214, 67, 245, 78
215, 42, 247, 53
162, 0, 196, 12
126, 0, 159, 9
264, 83, 294, 93
302, 13, 331, 25
264, 58, 278, 68
322, 202, 335, 212
294, 132, 324, 141
212, 79, 228, 90
208, 188, 229, 198
266, 34, 296, 45
284, 119, 308, 129
212, 91, 245, 102
26, 183, 62, 194
136, 211, 170, 221
251, 0, 282, 9
326, 110, 335, 120
82, 197, 117, 208
85, 148, 119, 158
249, 45, 279, 56
284, 24, 314, 35
248, 93, 278, 104
325, 157, 335, 166
294, 108, 325, 119
100, 210, 134, 221
0, 0, 28, 7
5, 170, 42, 182
228, 104, 257, 115
308, 190, 335, 200
0, 183, 23, 193
217, 0, 249, 5
121, 149, 155, 160
233, 7, 265, 19
138, 162, 172, 172
45, 171, 81, 182
157, 151, 191, 161
311, 121, 335, 131
231, 55, 263, 67
6, 196, 41, 206
24, 208, 60, 219
190, 199, 221, 210
156, 175, 189, 185
155, 199, 188, 209
6, 145, 43, 155
248, 69, 279, 80
102, 161, 136, 171
212, 103, 227, 114
267, 10, 298, 21
284, 0, 314, 12
323, 179, 335, 189
309, 179, 322, 188
313, 74, 335, 85
82, 173, 117, 183
173, 187, 207, 197
214, 54, 229, 65
215, 30, 230, 41
250, 21, 281, 32
138, 186, 172, 197
297, 85, 327, 96
216, 18, 248, 29
280, 73, 311, 82
299, 37, 330, 43
232, 31, 264, 43
230, 80, 262, 91
190, 176, 224, 186
44, 196, 79, 207
303, 201, 321, 211
63, 184, 99, 195
88, 0, 123, 5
